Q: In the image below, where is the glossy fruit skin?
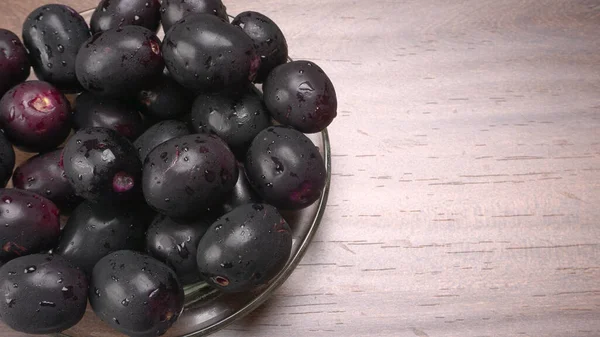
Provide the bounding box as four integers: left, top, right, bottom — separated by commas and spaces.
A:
160, 0, 228, 32
133, 120, 190, 161
55, 201, 151, 275
222, 163, 261, 213
91, 0, 161, 34
62, 127, 142, 203
263, 61, 337, 133
146, 213, 213, 284
138, 75, 193, 120
191, 88, 271, 156
90, 250, 184, 337
196, 203, 292, 293
75, 25, 164, 97
0, 81, 72, 153
74, 92, 145, 140
142, 133, 238, 219
0, 132, 15, 188
245, 126, 326, 210
12, 148, 81, 210
0, 29, 31, 98
0, 189, 60, 262
163, 14, 259, 93
0, 254, 88, 334
232, 11, 288, 83
22, 4, 91, 91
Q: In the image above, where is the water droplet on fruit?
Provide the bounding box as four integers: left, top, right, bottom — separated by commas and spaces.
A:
78, 174, 83, 181
204, 170, 216, 182
215, 225, 223, 231
57, 278, 63, 284
220, 262, 233, 269
94, 288, 101, 297
2, 196, 12, 204
39, 301, 55, 307
26, 203, 32, 208
121, 299, 130, 306
57, 44, 64, 53
7, 271, 16, 276
148, 288, 160, 298
76, 139, 81, 144
113, 318, 120, 325
134, 15, 140, 21
266, 183, 274, 188
24, 266, 36, 273
45, 189, 52, 195
12, 283, 18, 288
111, 275, 119, 282
47, 63, 53, 68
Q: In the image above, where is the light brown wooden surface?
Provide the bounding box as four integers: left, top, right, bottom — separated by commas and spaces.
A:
1, 0, 600, 336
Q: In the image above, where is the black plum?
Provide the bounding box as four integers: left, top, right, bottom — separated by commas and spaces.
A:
0, 81, 72, 152
62, 127, 142, 203
0, 254, 88, 334
22, 4, 91, 91
163, 14, 259, 93
196, 203, 292, 293
12, 148, 81, 210
245, 126, 326, 210
0, 189, 60, 262
232, 11, 289, 83
146, 213, 213, 284
160, 0, 228, 32
222, 163, 261, 213
0, 132, 15, 188
56, 201, 151, 274
90, 250, 184, 337
91, 0, 162, 34
143, 133, 238, 219
0, 29, 30, 98
138, 74, 194, 120
263, 60, 337, 133
191, 88, 271, 156
76, 25, 164, 97
133, 120, 190, 161
74, 92, 145, 140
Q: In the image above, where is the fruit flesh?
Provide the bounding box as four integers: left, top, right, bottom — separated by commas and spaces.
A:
196, 203, 292, 293
12, 148, 81, 210
0, 81, 72, 153
0, 189, 60, 262
90, 250, 184, 337
0, 29, 30, 98
0, 254, 89, 334
22, 4, 91, 91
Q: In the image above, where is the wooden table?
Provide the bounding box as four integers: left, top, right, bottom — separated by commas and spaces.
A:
1, 0, 599, 336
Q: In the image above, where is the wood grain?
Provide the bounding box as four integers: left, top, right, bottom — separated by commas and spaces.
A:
0, 0, 599, 336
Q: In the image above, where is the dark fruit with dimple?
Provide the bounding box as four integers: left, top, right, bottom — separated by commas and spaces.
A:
0, 81, 72, 153
263, 60, 337, 133
246, 126, 326, 210
90, 250, 184, 337
146, 213, 213, 284
138, 74, 193, 120
91, 0, 161, 34
0, 29, 30, 98
133, 120, 190, 161
0, 254, 88, 334
0, 132, 15, 188
196, 203, 292, 293
12, 148, 81, 210
56, 201, 152, 275
22, 4, 90, 91
74, 92, 145, 140
0, 189, 60, 262
62, 127, 142, 203
142, 133, 238, 219
222, 163, 261, 213
163, 14, 259, 93
160, 0, 228, 32
232, 11, 288, 83
76, 25, 164, 97
191, 88, 271, 156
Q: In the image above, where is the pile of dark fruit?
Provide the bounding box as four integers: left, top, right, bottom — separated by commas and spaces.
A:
0, 0, 337, 336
